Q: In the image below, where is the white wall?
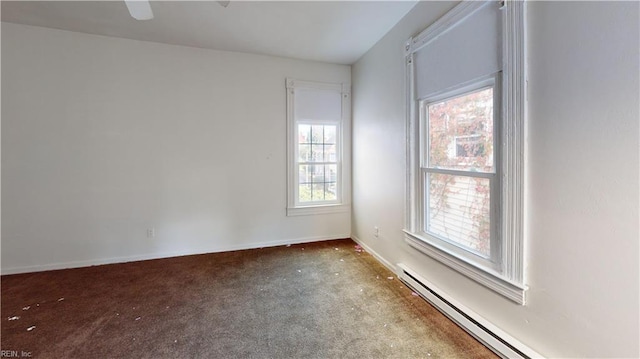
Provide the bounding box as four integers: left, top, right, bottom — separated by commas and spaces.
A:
1, 22, 351, 274
352, 1, 638, 358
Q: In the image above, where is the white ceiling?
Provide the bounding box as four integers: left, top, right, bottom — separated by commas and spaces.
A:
1, 1, 419, 64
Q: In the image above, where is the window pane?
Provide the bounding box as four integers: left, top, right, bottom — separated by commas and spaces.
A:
324, 126, 337, 144
299, 165, 310, 184
299, 144, 311, 162
311, 165, 324, 182
325, 183, 337, 201
312, 183, 325, 201
324, 144, 337, 162
311, 144, 324, 162
428, 87, 494, 172
299, 184, 312, 202
426, 173, 491, 257
311, 125, 324, 144
298, 124, 311, 144
325, 165, 337, 182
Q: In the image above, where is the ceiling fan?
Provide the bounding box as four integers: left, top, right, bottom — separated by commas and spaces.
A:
124, 0, 230, 21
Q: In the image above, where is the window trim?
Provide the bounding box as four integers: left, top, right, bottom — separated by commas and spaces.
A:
404, 0, 527, 304
286, 78, 351, 216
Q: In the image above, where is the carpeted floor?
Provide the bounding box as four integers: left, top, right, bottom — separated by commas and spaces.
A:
1, 239, 497, 358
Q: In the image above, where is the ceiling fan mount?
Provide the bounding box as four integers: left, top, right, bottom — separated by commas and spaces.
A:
124, 0, 153, 21
125, 0, 230, 21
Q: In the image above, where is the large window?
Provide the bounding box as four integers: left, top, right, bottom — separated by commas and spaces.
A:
404, 1, 527, 303
422, 81, 498, 265
286, 79, 351, 216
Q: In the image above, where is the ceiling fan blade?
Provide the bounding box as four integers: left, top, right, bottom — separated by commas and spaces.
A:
217, 1, 230, 8
125, 0, 154, 20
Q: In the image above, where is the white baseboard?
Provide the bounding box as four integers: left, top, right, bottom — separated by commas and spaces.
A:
397, 263, 543, 359
350, 235, 398, 274
346, 237, 542, 358
0, 234, 350, 275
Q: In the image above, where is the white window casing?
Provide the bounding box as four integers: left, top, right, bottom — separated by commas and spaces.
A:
286, 78, 351, 216
404, 0, 527, 304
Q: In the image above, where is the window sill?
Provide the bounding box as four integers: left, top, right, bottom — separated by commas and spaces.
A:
403, 230, 527, 304
287, 204, 350, 217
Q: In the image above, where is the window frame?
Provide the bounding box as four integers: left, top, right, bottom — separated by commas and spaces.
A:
403, 0, 527, 304
286, 78, 351, 216
419, 76, 501, 272
294, 122, 341, 207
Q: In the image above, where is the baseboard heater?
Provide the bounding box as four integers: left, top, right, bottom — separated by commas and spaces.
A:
397, 264, 542, 359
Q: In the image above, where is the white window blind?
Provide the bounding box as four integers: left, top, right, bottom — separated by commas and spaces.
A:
294, 88, 342, 123
414, 1, 501, 99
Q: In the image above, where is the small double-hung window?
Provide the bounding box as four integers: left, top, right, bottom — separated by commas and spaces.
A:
286, 79, 351, 216
297, 124, 339, 203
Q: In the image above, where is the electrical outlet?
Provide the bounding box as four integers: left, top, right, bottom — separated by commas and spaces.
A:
374, 226, 379, 238
147, 228, 155, 238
